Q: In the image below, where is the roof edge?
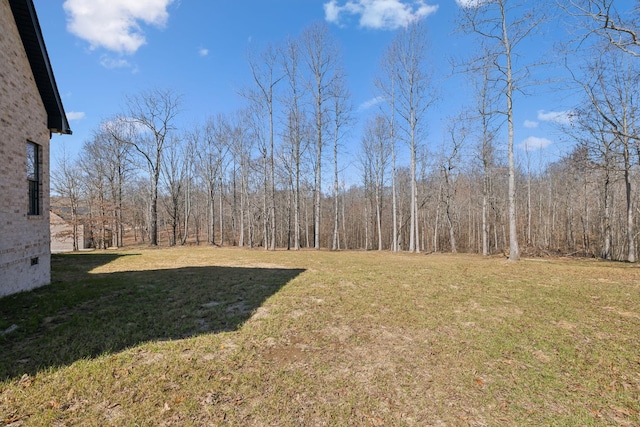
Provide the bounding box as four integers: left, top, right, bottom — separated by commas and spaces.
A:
9, 0, 72, 135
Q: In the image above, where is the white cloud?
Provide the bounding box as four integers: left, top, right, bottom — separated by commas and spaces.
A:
455, 0, 492, 8
324, 0, 438, 30
537, 110, 573, 125
524, 120, 538, 129
66, 111, 86, 121
99, 55, 132, 69
359, 96, 385, 111
63, 0, 174, 54
198, 48, 209, 57
519, 136, 552, 151
325, 1, 342, 22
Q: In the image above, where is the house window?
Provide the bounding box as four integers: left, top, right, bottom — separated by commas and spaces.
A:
27, 141, 41, 216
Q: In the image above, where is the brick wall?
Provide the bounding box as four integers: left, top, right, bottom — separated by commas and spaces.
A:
0, 0, 52, 297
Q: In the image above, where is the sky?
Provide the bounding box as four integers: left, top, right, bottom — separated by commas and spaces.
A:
33, 0, 580, 180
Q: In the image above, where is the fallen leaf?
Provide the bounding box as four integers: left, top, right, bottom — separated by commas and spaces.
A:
474, 377, 485, 387
610, 406, 637, 417
5, 414, 27, 424
49, 400, 61, 409
18, 374, 32, 388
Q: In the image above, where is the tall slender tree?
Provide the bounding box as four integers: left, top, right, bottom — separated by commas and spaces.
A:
280, 37, 307, 250
458, 0, 546, 260
330, 72, 352, 250
360, 116, 391, 251
378, 22, 436, 253
244, 44, 283, 250
302, 22, 342, 249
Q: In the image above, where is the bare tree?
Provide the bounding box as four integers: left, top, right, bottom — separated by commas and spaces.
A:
181, 131, 197, 245
230, 110, 255, 248
458, 0, 547, 260
360, 116, 391, 251
570, 102, 617, 259
244, 43, 283, 250
160, 135, 185, 246
302, 22, 342, 249
379, 22, 436, 253
329, 72, 352, 250
111, 88, 182, 246
440, 118, 467, 253
87, 122, 133, 248
280, 37, 308, 250
375, 45, 400, 252
564, 0, 640, 57
51, 147, 84, 251
471, 58, 500, 256
573, 49, 639, 261
194, 115, 231, 245
79, 135, 111, 249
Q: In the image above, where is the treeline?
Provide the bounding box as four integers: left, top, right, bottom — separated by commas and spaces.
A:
52, 1, 640, 261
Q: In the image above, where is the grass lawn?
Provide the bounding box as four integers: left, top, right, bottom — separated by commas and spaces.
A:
1, 247, 639, 426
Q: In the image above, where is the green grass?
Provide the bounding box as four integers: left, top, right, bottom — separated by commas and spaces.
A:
1, 248, 639, 425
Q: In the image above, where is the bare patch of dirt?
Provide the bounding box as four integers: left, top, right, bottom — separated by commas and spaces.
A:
262, 346, 308, 366
602, 306, 640, 319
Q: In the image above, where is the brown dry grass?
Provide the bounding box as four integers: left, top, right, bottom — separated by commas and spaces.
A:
1, 247, 639, 426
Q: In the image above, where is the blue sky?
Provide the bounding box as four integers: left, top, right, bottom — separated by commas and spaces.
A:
34, 0, 578, 178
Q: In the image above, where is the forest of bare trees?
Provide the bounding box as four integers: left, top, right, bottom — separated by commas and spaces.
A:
52, 1, 640, 261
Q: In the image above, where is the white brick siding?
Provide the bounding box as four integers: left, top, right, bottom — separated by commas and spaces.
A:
0, 0, 52, 296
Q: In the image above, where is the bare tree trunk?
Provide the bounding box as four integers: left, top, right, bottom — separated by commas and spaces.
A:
602, 167, 612, 259
263, 158, 268, 249
332, 127, 339, 251
295, 164, 300, 250
341, 187, 348, 249
332, 135, 340, 250
376, 186, 383, 251
364, 198, 370, 250
219, 176, 224, 246
182, 176, 190, 245
482, 177, 489, 256
500, 2, 520, 261
239, 171, 245, 248
623, 141, 635, 262
391, 137, 398, 252
209, 188, 215, 245
410, 125, 419, 253
433, 185, 440, 253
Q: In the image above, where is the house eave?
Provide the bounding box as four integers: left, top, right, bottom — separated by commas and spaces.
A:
8, 0, 72, 135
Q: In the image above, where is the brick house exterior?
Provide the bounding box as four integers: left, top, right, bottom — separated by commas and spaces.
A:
0, 0, 71, 297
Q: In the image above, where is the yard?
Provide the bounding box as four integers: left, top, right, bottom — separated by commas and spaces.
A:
1, 247, 639, 425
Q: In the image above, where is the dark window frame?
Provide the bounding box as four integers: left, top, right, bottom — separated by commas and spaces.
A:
27, 141, 41, 216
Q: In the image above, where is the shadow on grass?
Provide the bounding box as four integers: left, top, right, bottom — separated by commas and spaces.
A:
0, 252, 304, 381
